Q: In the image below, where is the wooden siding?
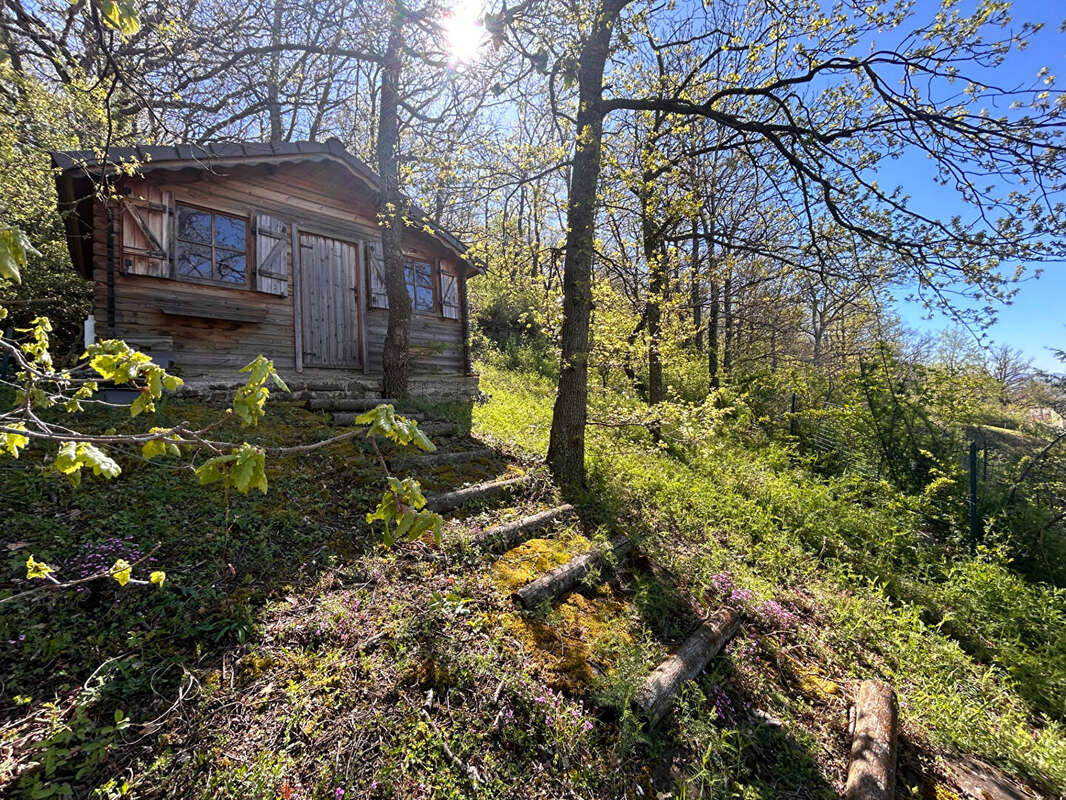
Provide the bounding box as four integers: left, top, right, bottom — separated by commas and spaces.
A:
89, 162, 467, 379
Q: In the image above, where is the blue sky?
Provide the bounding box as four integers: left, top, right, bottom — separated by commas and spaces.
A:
887, 0, 1066, 372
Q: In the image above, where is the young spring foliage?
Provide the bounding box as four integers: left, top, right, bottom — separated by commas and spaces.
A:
355, 403, 443, 546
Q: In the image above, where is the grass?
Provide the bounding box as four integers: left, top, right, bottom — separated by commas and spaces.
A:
473, 363, 1066, 794
0, 367, 1063, 798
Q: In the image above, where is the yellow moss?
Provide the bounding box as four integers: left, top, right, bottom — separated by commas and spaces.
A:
933, 786, 962, 800
496, 590, 635, 692
916, 777, 964, 800
490, 529, 590, 593
794, 669, 841, 700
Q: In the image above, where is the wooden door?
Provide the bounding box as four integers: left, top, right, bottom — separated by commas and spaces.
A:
298, 232, 361, 368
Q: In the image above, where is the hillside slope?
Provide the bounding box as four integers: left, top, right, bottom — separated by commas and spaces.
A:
1, 366, 1063, 798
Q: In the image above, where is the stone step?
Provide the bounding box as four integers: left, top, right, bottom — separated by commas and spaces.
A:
307, 397, 399, 411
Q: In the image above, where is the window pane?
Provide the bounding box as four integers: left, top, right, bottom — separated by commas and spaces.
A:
215, 215, 246, 250
176, 242, 212, 278
414, 286, 435, 311
415, 261, 433, 286
177, 207, 211, 244
217, 251, 246, 284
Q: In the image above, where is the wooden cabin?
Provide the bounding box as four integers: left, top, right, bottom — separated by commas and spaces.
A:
52, 140, 480, 399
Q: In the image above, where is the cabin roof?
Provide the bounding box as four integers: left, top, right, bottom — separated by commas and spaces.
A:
51, 138, 477, 278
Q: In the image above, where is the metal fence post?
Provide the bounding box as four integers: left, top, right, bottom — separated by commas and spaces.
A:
969, 440, 980, 550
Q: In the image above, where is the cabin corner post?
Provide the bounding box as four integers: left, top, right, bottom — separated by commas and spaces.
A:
460, 270, 472, 375
291, 222, 303, 373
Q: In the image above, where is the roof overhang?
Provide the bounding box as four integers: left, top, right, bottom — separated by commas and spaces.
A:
51, 139, 481, 275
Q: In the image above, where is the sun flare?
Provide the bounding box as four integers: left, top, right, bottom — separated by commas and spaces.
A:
442, 0, 485, 64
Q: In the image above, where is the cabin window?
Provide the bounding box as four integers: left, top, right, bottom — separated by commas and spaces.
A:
404, 260, 436, 312
175, 204, 248, 286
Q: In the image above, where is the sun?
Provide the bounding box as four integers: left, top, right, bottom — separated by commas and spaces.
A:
442, 0, 486, 64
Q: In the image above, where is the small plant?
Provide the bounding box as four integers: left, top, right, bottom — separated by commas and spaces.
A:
357, 404, 443, 547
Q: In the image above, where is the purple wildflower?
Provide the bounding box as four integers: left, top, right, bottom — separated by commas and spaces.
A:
756, 599, 797, 628
728, 588, 754, 606
709, 572, 734, 594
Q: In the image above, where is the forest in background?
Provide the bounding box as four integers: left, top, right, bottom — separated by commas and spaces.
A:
2, 0, 1066, 796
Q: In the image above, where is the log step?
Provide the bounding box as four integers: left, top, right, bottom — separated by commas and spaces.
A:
389, 447, 496, 471
512, 536, 632, 609
846, 680, 897, 800
634, 607, 741, 724
425, 476, 532, 512
470, 505, 575, 552
307, 397, 399, 411
419, 421, 459, 437
333, 410, 425, 426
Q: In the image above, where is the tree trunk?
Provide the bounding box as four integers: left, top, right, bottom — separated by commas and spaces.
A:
266, 0, 284, 141
645, 209, 665, 406
377, 11, 411, 399
722, 266, 733, 376
546, 0, 624, 487
691, 219, 702, 352
703, 215, 720, 392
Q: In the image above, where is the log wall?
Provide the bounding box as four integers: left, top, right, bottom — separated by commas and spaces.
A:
88, 162, 468, 380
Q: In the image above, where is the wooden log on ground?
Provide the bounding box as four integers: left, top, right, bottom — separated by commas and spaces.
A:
389, 447, 496, 471
512, 536, 632, 609
633, 608, 741, 724
470, 504, 575, 551
418, 421, 459, 437
307, 397, 399, 411
845, 680, 898, 800
425, 476, 532, 512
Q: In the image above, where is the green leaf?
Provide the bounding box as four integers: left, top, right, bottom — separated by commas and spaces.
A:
142, 428, 180, 459
194, 444, 267, 494
354, 404, 436, 452
53, 441, 121, 486
0, 423, 29, 458
96, 0, 140, 36
232, 356, 286, 427
0, 227, 39, 285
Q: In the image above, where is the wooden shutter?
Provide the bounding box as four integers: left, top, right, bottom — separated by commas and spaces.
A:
254, 212, 289, 296
441, 266, 460, 319
120, 184, 172, 277
367, 240, 388, 308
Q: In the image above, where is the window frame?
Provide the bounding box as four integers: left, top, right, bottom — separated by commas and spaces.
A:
403, 258, 438, 314
173, 202, 252, 289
